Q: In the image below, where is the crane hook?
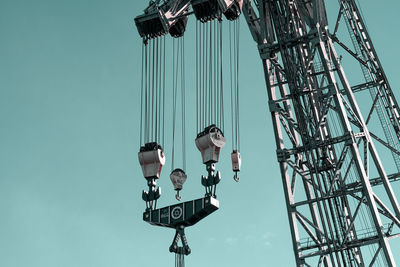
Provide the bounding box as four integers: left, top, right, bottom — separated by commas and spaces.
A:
175, 191, 182, 201
233, 172, 239, 182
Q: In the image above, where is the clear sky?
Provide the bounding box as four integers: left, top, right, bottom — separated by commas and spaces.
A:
1, 0, 400, 266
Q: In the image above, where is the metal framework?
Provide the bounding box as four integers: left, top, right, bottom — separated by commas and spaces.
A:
135, 0, 400, 265
243, 0, 400, 265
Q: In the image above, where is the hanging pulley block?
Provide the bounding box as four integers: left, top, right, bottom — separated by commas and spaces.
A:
231, 150, 241, 172
170, 169, 187, 201
191, 0, 242, 22
169, 16, 189, 38
231, 150, 241, 182
191, 0, 221, 22
138, 142, 166, 179
135, 1, 191, 40
223, 0, 243, 21
195, 125, 226, 164
135, 10, 166, 39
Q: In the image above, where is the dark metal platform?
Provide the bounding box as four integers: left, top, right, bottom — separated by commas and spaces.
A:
143, 196, 219, 228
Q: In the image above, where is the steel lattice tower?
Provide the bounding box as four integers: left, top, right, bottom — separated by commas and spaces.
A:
243, 0, 400, 266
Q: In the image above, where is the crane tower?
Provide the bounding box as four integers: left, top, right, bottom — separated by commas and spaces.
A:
243, 1, 400, 266
135, 0, 400, 266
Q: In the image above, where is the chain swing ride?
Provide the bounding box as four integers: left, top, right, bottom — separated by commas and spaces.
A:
136, 0, 400, 266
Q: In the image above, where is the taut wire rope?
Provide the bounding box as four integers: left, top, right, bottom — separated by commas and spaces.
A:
230, 19, 240, 150
140, 37, 166, 146
196, 19, 225, 133
171, 37, 186, 172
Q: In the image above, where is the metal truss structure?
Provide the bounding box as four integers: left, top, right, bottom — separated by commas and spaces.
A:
135, 0, 400, 265
243, 0, 400, 265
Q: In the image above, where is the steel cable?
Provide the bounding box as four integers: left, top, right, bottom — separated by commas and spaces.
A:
236, 19, 240, 150
151, 40, 155, 142
220, 20, 223, 128
140, 42, 144, 145
195, 20, 224, 132
155, 38, 159, 142
163, 36, 166, 147
141, 38, 166, 145
171, 37, 186, 172
172, 39, 177, 170
181, 36, 186, 171
230, 19, 240, 149
196, 21, 199, 133
145, 41, 149, 143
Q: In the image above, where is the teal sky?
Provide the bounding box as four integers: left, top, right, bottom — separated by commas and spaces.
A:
1, 0, 400, 266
